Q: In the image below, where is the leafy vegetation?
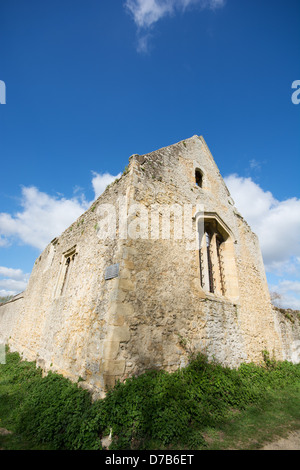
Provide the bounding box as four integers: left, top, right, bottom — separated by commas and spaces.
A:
0, 347, 299, 450
0, 295, 13, 304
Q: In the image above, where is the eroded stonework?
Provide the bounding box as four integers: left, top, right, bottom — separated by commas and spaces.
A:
0, 136, 299, 398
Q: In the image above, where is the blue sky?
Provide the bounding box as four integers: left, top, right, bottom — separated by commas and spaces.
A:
0, 0, 300, 308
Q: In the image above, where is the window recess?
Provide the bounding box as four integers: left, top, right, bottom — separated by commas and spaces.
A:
54, 246, 77, 298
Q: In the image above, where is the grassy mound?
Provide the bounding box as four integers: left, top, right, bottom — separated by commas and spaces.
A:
0, 348, 299, 450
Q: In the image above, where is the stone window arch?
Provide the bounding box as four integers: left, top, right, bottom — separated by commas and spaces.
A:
195, 168, 203, 188
196, 213, 239, 302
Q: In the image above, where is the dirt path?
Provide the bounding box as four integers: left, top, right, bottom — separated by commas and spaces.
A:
0, 428, 12, 436
0, 428, 12, 450
1, 427, 300, 450
260, 430, 300, 450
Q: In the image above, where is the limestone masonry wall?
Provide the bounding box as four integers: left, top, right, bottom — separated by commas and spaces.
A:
0, 135, 299, 398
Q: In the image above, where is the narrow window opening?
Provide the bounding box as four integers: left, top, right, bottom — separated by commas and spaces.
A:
54, 246, 77, 298
61, 257, 71, 296
195, 169, 203, 187
199, 249, 204, 288
199, 220, 228, 297
206, 231, 214, 293
197, 213, 239, 301
216, 236, 225, 296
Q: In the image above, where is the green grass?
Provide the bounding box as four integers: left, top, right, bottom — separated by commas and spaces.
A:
0, 347, 299, 450
203, 387, 300, 449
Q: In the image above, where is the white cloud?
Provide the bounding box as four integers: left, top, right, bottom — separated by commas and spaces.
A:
91, 172, 122, 200
0, 172, 120, 252
125, 0, 173, 29
125, 0, 225, 28
0, 279, 28, 294
0, 236, 9, 247
124, 0, 226, 51
0, 187, 89, 251
0, 266, 29, 281
224, 175, 300, 275
0, 267, 30, 297
0, 290, 15, 298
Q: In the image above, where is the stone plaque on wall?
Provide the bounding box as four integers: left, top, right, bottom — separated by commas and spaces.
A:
105, 263, 119, 280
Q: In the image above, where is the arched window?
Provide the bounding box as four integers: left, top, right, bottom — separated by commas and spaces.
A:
54, 246, 77, 298
195, 169, 203, 188
199, 222, 225, 296
60, 253, 76, 296
205, 231, 214, 293
196, 214, 239, 301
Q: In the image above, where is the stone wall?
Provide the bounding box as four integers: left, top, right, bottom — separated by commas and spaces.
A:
115, 136, 283, 372
0, 173, 132, 397
273, 308, 300, 363
0, 294, 24, 347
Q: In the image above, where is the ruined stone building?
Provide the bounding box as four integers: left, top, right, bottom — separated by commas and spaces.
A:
0, 135, 299, 398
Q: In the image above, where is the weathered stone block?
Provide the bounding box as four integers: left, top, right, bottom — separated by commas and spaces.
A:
101, 359, 126, 376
